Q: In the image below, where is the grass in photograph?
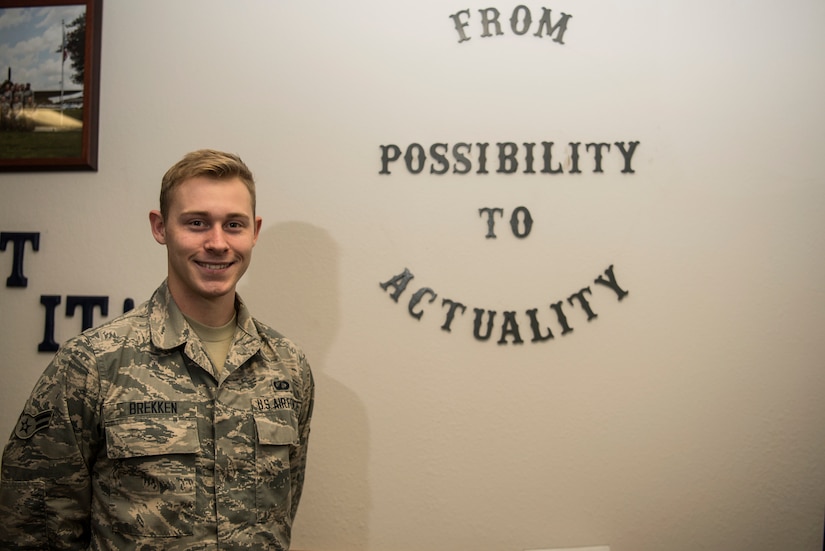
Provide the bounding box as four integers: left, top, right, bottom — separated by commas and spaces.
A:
0, 108, 83, 159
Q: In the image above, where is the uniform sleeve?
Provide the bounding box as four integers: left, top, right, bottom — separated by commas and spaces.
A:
0, 336, 102, 550
289, 352, 315, 520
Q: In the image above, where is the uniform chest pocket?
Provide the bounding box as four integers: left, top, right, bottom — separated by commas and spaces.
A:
253, 405, 300, 524
104, 409, 200, 537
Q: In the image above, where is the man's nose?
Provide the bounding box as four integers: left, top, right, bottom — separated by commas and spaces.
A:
205, 227, 229, 251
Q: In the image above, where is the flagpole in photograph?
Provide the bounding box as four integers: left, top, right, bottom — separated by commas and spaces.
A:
59, 18, 66, 127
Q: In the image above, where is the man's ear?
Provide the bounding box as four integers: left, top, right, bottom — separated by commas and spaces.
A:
252, 216, 263, 246
149, 210, 167, 245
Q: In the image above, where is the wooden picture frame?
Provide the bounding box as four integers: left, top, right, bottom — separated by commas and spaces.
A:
0, 0, 102, 171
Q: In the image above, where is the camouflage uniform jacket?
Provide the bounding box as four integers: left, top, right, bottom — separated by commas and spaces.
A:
0, 281, 314, 550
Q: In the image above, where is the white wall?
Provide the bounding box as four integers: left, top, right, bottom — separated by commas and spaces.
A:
1, 1, 824, 550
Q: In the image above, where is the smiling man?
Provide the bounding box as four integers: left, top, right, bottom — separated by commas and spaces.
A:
150, 166, 263, 326
0, 150, 314, 550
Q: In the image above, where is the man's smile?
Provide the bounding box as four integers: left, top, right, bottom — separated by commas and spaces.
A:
196, 261, 234, 270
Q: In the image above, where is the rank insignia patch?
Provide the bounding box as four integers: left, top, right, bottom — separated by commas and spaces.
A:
14, 409, 53, 439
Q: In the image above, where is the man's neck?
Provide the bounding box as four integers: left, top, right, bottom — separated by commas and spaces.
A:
184, 302, 237, 328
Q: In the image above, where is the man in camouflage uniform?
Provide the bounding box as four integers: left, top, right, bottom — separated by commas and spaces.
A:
0, 149, 314, 550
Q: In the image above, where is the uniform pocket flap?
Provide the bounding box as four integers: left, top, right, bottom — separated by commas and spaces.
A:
105, 416, 199, 459
254, 411, 299, 446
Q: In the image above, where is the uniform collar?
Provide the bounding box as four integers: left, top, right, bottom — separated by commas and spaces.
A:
149, 280, 260, 353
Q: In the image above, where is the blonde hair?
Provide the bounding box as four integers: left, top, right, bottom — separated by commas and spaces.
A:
159, 149, 256, 219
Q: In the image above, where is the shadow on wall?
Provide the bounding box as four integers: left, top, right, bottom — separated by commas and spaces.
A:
239, 221, 370, 551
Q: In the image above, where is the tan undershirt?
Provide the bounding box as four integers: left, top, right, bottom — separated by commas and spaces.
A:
185, 315, 236, 376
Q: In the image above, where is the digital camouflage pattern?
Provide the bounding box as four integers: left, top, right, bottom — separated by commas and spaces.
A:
0, 281, 314, 550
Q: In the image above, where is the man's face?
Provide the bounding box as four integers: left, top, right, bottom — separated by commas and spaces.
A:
150, 176, 262, 313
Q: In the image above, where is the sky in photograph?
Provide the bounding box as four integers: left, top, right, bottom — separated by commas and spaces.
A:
0, 5, 86, 91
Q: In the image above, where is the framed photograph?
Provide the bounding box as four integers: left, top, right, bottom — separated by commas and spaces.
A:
0, 0, 102, 171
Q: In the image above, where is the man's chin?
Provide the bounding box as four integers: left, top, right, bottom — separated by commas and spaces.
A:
193, 278, 237, 299
200, 285, 235, 299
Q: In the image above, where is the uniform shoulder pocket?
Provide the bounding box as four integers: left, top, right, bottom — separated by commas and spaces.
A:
252, 408, 299, 524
